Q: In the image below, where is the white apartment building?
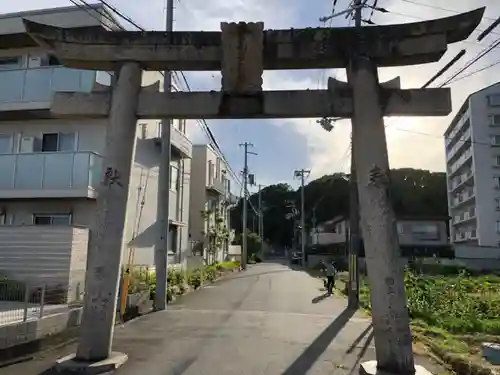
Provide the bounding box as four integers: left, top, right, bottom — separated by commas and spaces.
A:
445, 82, 500, 248
189, 145, 235, 264
0, 4, 192, 294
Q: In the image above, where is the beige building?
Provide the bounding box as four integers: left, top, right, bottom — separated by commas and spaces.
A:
189, 144, 234, 264
0, 4, 192, 295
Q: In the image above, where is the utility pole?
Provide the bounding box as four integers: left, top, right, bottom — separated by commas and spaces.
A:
258, 184, 264, 254
239, 142, 256, 270
154, 0, 174, 312
348, 0, 361, 310
294, 169, 310, 267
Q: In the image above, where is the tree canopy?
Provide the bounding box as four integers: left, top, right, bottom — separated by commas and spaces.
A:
230, 168, 448, 247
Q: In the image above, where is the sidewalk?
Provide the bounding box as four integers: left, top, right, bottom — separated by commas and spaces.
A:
2, 262, 446, 375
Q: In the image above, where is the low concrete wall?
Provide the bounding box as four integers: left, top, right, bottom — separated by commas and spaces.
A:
0, 307, 82, 350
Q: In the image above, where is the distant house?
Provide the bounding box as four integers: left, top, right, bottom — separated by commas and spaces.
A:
310, 215, 450, 249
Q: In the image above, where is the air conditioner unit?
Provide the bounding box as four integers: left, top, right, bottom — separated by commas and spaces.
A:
20, 137, 36, 153
28, 56, 42, 68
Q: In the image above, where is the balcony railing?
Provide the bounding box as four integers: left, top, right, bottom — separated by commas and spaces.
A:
207, 178, 226, 195
171, 126, 192, 158
0, 151, 102, 198
0, 66, 107, 106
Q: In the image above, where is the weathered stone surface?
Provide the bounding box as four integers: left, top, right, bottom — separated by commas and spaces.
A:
55, 351, 128, 374
50, 88, 451, 119
221, 22, 263, 92
360, 360, 433, 375
75, 62, 142, 361
22, 9, 484, 71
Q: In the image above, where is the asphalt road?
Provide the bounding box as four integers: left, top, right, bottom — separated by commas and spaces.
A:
3, 261, 442, 375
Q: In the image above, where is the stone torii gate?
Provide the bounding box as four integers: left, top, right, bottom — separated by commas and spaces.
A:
23, 8, 483, 374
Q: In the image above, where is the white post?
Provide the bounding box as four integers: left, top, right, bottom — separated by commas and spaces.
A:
76, 62, 142, 361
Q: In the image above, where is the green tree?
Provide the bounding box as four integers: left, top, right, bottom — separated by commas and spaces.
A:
230, 168, 448, 248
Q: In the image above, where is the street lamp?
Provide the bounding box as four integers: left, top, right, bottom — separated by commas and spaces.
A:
316, 117, 335, 132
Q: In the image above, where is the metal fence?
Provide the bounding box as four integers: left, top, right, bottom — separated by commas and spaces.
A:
0, 279, 70, 327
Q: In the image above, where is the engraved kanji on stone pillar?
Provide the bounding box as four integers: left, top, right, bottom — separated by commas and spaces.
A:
221, 21, 264, 92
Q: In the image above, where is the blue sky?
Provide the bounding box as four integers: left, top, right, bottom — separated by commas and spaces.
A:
6, 0, 500, 192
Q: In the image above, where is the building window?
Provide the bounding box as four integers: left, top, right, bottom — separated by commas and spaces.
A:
496, 221, 500, 233
139, 123, 147, 139
33, 214, 71, 225
496, 198, 500, 210
491, 135, 500, 146
468, 207, 476, 217
169, 164, 179, 191
411, 224, 439, 240
488, 95, 500, 107
490, 114, 500, 126
216, 158, 221, 179
0, 57, 21, 70
168, 224, 178, 253
495, 177, 500, 188
208, 160, 214, 184
0, 134, 12, 154
496, 156, 500, 167
41, 133, 75, 152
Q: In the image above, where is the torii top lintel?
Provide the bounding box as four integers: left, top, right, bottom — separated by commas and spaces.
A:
22, 7, 484, 71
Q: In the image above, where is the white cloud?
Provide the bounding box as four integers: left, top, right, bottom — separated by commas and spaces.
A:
5, 0, 500, 182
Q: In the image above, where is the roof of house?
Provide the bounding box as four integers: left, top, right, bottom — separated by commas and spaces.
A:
0, 3, 121, 49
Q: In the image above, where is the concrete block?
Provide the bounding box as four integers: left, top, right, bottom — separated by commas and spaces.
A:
54, 352, 128, 374
482, 342, 500, 365
360, 360, 433, 375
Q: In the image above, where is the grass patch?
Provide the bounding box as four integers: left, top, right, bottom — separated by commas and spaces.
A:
335, 268, 500, 375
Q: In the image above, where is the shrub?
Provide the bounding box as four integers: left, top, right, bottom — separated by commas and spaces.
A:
188, 269, 203, 289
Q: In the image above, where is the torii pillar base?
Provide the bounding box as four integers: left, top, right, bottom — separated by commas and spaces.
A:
360, 361, 432, 375
54, 352, 128, 374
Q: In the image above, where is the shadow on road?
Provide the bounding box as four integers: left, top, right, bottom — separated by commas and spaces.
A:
281, 307, 357, 375
346, 323, 372, 354
311, 293, 330, 304
347, 330, 374, 375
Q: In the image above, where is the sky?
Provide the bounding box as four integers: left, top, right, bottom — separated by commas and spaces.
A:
5, 0, 500, 192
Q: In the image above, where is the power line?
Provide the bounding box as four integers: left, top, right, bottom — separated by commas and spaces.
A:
446, 59, 500, 85
438, 36, 500, 87
390, 126, 498, 150
86, 0, 242, 190
68, 0, 122, 29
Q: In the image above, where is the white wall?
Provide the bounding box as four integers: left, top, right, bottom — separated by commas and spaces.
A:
0, 118, 107, 154
189, 146, 208, 244
1, 199, 96, 226
469, 85, 500, 247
